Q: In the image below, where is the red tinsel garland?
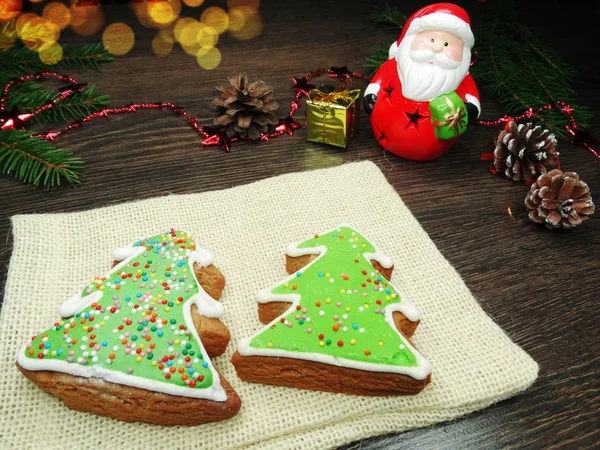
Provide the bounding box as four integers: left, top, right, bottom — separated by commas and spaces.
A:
0, 68, 369, 152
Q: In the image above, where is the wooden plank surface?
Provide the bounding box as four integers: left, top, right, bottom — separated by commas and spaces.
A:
1, 1, 598, 448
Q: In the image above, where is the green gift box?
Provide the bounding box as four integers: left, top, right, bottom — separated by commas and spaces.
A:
430, 91, 468, 140
306, 85, 361, 148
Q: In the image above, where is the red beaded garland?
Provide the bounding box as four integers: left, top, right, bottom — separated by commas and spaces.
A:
0, 67, 374, 154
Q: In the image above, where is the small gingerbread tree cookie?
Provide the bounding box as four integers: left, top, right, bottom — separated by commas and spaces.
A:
233, 225, 432, 395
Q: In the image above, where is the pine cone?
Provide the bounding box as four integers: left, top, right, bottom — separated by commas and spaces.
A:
211, 73, 279, 140
494, 121, 559, 181
525, 169, 595, 230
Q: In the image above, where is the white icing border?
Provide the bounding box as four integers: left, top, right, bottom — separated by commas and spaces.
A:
18, 231, 227, 401
241, 225, 432, 380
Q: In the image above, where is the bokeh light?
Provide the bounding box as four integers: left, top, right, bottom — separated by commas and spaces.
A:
70, 5, 104, 36
196, 47, 221, 70
0, 0, 22, 22
174, 17, 198, 44
69, 4, 90, 27
197, 23, 218, 49
148, 2, 174, 25
15, 12, 38, 33
183, 0, 204, 7
152, 31, 173, 57
29, 0, 43, 3
38, 42, 63, 64
102, 22, 135, 56
43, 2, 71, 30
17, 15, 60, 52
201, 6, 229, 34
228, 6, 262, 40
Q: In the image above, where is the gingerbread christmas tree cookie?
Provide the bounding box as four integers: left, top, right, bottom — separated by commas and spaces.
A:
232, 225, 432, 395
16, 229, 241, 425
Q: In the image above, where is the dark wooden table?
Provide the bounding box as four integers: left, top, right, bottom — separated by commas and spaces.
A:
1, 1, 598, 448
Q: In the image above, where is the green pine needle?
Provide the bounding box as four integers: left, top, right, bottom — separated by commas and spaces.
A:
0, 20, 112, 187
0, 43, 113, 84
471, 14, 592, 137
6, 82, 110, 125
372, 3, 407, 30
0, 129, 83, 188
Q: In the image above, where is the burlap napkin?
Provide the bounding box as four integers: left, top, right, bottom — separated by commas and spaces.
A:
0, 161, 538, 449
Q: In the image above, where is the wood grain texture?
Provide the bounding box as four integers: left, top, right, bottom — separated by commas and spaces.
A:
1, 0, 599, 448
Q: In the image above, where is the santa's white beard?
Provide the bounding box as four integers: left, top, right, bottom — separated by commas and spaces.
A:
397, 36, 471, 102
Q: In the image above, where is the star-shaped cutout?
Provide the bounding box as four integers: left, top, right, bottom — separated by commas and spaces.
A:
404, 107, 428, 130
292, 76, 315, 97
201, 126, 232, 152
382, 83, 395, 97
275, 116, 301, 135
377, 130, 391, 150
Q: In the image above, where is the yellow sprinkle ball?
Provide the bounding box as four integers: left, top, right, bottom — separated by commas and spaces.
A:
267, 342, 272, 348
325, 298, 332, 304
340, 289, 345, 294
391, 294, 397, 299
165, 307, 171, 312
51, 351, 57, 356
325, 273, 330, 278
319, 341, 325, 347
378, 340, 384, 347
174, 339, 180, 345
152, 361, 158, 366
136, 356, 143, 362
345, 307, 351, 312
100, 321, 105, 326
350, 339, 356, 345
362, 244, 367, 248
284, 283, 289, 288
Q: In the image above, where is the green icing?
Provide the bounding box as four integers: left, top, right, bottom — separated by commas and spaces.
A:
249, 226, 418, 367
24, 230, 214, 390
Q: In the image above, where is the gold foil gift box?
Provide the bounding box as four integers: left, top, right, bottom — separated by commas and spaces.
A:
305, 86, 361, 148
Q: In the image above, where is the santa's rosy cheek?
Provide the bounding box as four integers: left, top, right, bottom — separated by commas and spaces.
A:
444, 46, 463, 62
411, 36, 432, 51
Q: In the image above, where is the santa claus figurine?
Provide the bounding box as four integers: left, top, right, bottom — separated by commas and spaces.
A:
365, 3, 480, 161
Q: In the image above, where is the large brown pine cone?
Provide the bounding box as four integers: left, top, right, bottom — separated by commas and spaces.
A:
211, 73, 279, 140
494, 121, 558, 181
525, 169, 595, 230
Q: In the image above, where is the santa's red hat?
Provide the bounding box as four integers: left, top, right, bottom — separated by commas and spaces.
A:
397, 3, 474, 49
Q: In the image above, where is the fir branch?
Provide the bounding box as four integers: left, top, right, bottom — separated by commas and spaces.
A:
0, 129, 82, 187
0, 43, 113, 83
471, 13, 592, 136
365, 4, 407, 75
372, 3, 407, 30
6, 83, 110, 125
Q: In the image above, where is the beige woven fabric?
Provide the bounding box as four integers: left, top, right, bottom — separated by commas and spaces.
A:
0, 161, 538, 449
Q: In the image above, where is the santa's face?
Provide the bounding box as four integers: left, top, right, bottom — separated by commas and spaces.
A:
397, 30, 471, 102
